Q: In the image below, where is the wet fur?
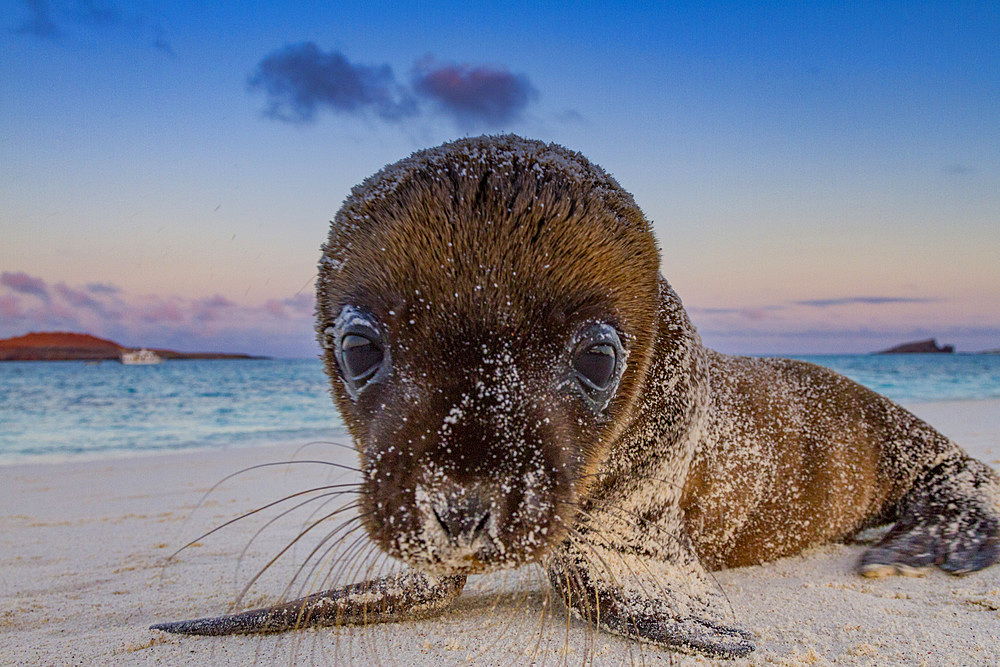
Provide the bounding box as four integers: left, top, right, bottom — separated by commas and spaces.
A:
152, 135, 1000, 658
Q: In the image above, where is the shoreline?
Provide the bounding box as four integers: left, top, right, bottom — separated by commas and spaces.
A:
2, 399, 998, 664
0, 431, 348, 469
1, 397, 995, 470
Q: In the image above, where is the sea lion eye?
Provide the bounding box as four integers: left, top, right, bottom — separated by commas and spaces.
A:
328, 305, 391, 400
341, 334, 383, 381
574, 344, 616, 389
570, 323, 625, 411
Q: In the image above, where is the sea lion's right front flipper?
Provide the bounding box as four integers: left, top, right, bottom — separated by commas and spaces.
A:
546, 541, 755, 659
150, 571, 466, 635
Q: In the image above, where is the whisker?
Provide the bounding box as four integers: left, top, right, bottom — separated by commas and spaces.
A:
287, 514, 372, 609
230, 504, 363, 609
167, 484, 360, 563
165, 458, 363, 565
292, 439, 359, 456
471, 565, 534, 663
195, 459, 362, 511
287, 516, 370, 604
358, 546, 399, 657
267, 507, 366, 605
566, 527, 645, 666
235, 495, 360, 580
564, 497, 739, 625
572, 506, 676, 611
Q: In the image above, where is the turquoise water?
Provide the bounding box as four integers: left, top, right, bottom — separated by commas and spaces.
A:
0, 359, 344, 465
1, 355, 998, 465
793, 354, 1000, 403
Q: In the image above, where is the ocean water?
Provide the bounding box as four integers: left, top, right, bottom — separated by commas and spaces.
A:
0, 359, 343, 465
1, 355, 998, 466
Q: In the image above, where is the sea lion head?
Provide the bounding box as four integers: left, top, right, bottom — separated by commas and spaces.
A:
317, 135, 660, 575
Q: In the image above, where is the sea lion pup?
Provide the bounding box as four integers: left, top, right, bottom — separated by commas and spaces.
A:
152, 135, 1000, 658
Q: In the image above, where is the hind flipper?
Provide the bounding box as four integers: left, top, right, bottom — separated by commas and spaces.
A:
547, 540, 754, 659
859, 456, 1000, 577
150, 571, 466, 635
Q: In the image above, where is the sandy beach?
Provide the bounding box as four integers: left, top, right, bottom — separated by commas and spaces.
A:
2, 399, 998, 666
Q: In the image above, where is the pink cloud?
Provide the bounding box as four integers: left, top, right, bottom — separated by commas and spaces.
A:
0, 295, 22, 318
141, 301, 185, 323
264, 299, 287, 317
1, 273, 320, 356
740, 308, 770, 321
264, 294, 313, 318
412, 59, 537, 126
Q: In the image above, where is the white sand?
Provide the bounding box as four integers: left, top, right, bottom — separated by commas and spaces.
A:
2, 400, 998, 666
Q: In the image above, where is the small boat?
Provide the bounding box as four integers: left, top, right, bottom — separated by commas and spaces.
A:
120, 348, 163, 365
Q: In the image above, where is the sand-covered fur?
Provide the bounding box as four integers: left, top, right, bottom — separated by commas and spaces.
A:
152, 135, 1000, 659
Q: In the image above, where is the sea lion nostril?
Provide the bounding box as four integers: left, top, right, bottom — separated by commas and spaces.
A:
432, 507, 450, 536
433, 498, 491, 543
474, 510, 490, 536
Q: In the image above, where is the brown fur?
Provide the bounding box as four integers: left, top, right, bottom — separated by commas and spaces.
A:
154, 135, 998, 659
315, 136, 662, 570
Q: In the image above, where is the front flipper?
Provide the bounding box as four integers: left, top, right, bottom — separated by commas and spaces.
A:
547, 541, 754, 659
151, 571, 466, 635
860, 455, 1000, 577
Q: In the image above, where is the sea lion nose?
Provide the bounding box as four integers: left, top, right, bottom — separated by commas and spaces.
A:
432, 493, 491, 545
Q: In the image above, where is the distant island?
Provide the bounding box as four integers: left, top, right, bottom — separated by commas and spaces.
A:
876, 338, 954, 354
0, 332, 267, 361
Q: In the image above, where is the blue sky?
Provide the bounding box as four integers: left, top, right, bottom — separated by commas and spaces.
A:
2, 1, 998, 356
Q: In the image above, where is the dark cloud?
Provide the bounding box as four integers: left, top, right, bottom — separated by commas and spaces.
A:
85, 282, 121, 294
248, 46, 540, 129
411, 58, 537, 127
200, 294, 234, 308
70, 0, 121, 25
555, 109, 585, 124
944, 164, 976, 176
55, 282, 103, 310
152, 31, 173, 56
14, 0, 60, 38
13, 0, 172, 53
690, 305, 783, 321
248, 43, 417, 124
794, 296, 936, 308
284, 292, 314, 313
1, 271, 50, 301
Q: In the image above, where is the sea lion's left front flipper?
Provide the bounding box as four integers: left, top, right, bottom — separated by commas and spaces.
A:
547, 540, 754, 659
150, 571, 466, 635
859, 454, 1000, 577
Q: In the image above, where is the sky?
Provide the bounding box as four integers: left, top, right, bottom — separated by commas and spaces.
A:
2, 1, 998, 357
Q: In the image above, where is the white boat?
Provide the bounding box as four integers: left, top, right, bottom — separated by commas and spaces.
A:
120, 348, 163, 365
